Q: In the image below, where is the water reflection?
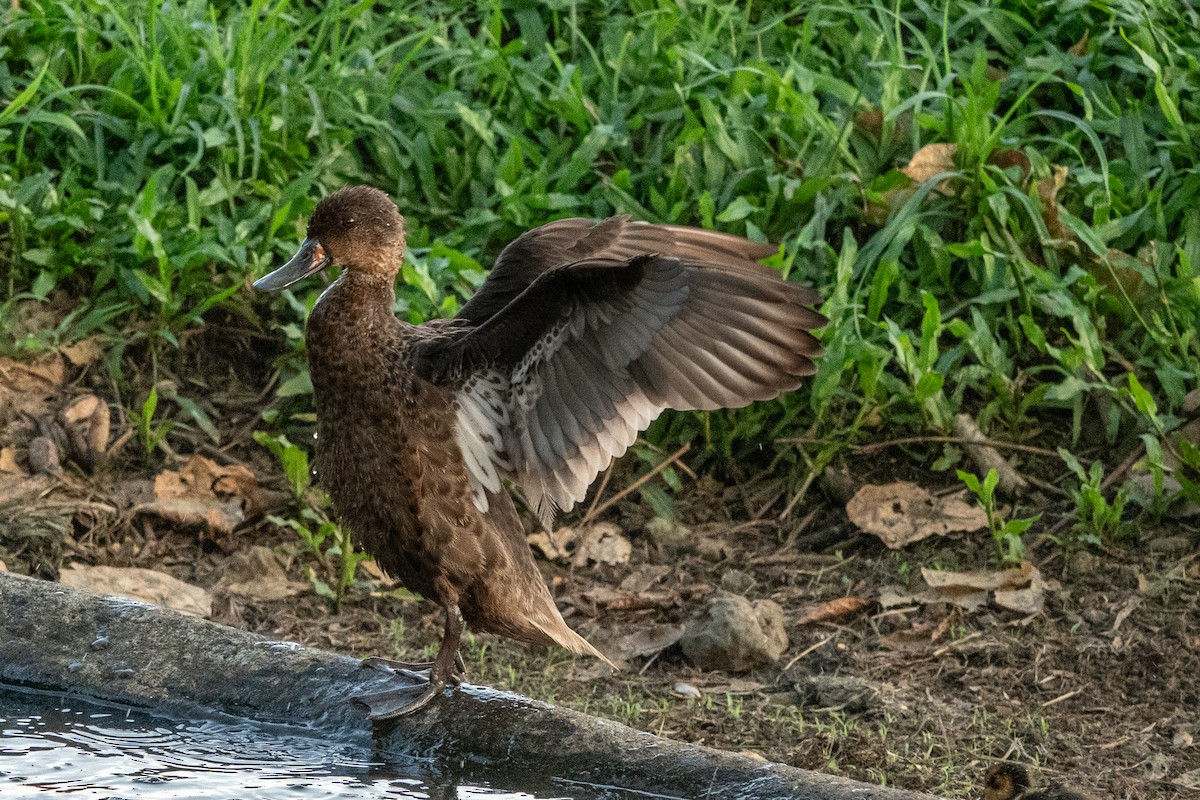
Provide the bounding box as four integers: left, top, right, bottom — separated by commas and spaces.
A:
0, 688, 584, 799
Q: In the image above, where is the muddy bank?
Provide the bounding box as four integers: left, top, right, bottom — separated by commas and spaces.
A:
0, 572, 938, 800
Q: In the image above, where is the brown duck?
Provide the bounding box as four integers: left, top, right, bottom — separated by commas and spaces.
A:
983, 763, 1095, 800
254, 185, 825, 718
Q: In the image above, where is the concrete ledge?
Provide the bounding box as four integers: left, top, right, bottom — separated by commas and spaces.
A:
0, 572, 938, 799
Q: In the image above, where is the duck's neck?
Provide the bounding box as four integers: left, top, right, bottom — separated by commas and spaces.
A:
306, 269, 405, 359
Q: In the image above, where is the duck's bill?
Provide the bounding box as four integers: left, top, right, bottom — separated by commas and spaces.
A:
253, 238, 330, 291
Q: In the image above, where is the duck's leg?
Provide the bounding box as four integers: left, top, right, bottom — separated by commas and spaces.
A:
360, 651, 467, 685
351, 605, 464, 720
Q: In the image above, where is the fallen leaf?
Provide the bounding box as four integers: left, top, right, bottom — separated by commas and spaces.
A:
0, 473, 52, 505
795, 595, 873, 625
570, 522, 631, 567
60, 394, 110, 471
137, 455, 268, 536
527, 526, 578, 562
215, 546, 305, 601
920, 561, 1055, 614
0, 558, 6, 572
607, 623, 685, 662
59, 339, 104, 367
1037, 165, 1071, 241
1174, 769, 1200, 790
877, 616, 954, 651
0, 448, 22, 474
987, 149, 1031, 183
0, 353, 65, 390
58, 564, 211, 617
846, 481, 988, 548
902, 143, 958, 187
1067, 30, 1090, 57
619, 563, 670, 593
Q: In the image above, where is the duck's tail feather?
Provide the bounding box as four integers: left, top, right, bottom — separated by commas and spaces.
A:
530, 614, 619, 671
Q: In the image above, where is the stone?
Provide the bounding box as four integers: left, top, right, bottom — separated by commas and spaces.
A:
680, 592, 788, 672
645, 517, 691, 553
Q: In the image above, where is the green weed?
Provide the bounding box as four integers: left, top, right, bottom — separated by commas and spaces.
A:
2, 0, 1198, 538
957, 468, 1041, 565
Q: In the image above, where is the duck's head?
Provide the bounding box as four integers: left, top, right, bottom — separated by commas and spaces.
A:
984, 763, 1031, 800
254, 185, 406, 291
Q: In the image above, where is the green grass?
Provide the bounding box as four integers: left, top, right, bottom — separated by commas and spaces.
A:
2, 0, 1198, 537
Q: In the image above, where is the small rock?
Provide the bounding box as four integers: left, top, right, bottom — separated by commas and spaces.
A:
680, 592, 788, 672
645, 517, 691, 553
672, 682, 702, 699
1067, 550, 1101, 575
720, 569, 756, 594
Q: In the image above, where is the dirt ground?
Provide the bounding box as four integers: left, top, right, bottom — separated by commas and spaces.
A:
1, 324, 1198, 800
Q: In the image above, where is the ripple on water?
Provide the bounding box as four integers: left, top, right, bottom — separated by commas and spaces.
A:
0, 688, 590, 800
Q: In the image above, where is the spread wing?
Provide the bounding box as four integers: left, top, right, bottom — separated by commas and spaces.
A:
416, 216, 825, 525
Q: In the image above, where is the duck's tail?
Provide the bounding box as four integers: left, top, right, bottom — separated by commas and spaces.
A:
529, 610, 619, 671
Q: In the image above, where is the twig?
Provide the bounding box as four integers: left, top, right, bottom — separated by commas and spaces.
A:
583, 467, 614, 522
778, 467, 818, 520
779, 434, 1059, 458
774, 635, 834, 682
1100, 442, 1144, 492
581, 443, 690, 525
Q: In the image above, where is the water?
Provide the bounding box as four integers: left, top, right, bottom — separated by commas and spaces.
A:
0, 687, 606, 800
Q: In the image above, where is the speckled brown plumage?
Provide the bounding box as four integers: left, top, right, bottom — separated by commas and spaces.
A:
254, 185, 826, 717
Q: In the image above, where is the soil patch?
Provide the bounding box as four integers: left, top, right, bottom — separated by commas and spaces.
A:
1, 333, 1197, 799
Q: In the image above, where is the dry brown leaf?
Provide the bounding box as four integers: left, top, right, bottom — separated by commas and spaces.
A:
215, 545, 305, 601
1068, 30, 1090, 57
1038, 164, 1071, 240
0, 447, 22, 475
877, 616, 954, 651
795, 595, 873, 625
58, 564, 211, 617
0, 353, 65, 389
921, 561, 1054, 614
854, 108, 884, 140
0, 473, 52, 505
137, 455, 266, 535
902, 143, 958, 187
60, 394, 111, 470
59, 339, 104, 367
571, 522, 631, 567
846, 481, 988, 548
618, 563, 670, 593
606, 623, 685, 662
527, 526, 578, 562
986, 149, 1032, 183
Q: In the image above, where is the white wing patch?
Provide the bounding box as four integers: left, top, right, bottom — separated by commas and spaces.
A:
456, 371, 512, 512
454, 260, 690, 526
